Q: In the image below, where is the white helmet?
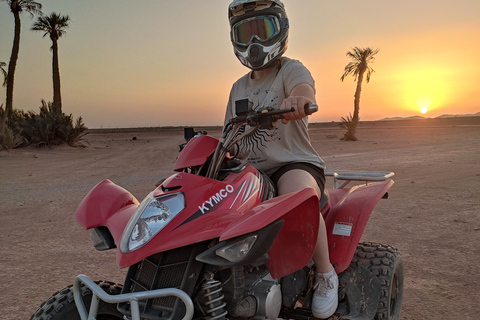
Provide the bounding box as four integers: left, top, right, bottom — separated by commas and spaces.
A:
228, 0, 289, 70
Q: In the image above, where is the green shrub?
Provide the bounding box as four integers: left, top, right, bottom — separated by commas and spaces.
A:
340, 113, 359, 141
1, 100, 88, 149
0, 105, 25, 151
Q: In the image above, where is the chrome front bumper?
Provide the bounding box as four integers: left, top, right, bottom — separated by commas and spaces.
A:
73, 274, 194, 320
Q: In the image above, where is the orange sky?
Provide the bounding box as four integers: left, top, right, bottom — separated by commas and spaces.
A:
1, 0, 479, 128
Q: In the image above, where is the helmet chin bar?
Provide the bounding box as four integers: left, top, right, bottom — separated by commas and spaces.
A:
235, 41, 284, 70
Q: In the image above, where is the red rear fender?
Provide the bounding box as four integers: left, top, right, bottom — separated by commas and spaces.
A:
325, 180, 394, 273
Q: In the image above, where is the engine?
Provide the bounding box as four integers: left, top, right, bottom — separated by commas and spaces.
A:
199, 266, 282, 320
245, 269, 282, 319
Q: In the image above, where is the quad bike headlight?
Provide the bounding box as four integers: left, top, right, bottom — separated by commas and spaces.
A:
215, 235, 258, 263
120, 192, 185, 253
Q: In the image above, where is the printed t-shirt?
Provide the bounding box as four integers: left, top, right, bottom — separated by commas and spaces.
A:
223, 56, 325, 175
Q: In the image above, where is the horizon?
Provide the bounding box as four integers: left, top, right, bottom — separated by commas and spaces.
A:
86, 112, 480, 131
1, 0, 479, 128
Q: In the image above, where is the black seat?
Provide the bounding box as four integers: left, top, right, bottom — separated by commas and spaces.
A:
320, 191, 329, 210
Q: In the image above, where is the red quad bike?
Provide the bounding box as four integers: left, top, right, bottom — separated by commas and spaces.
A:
31, 102, 404, 320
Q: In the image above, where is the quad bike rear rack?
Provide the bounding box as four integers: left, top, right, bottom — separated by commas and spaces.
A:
73, 275, 194, 320
325, 170, 395, 189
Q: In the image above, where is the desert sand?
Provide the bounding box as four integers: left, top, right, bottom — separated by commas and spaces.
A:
1, 117, 479, 320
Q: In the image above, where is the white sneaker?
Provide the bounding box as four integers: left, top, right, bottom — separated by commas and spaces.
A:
311, 269, 339, 319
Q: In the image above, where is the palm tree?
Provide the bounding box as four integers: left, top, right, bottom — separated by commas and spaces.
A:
1, 62, 7, 87
2, 0, 43, 118
340, 47, 379, 141
32, 12, 70, 114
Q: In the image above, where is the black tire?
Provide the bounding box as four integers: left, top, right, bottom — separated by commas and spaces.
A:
348, 242, 404, 320
30, 280, 124, 320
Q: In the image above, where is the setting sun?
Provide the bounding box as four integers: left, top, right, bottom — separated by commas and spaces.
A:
421, 107, 428, 114
398, 67, 450, 114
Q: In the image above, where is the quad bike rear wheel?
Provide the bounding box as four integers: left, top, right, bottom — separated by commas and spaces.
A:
348, 242, 404, 320
30, 280, 124, 320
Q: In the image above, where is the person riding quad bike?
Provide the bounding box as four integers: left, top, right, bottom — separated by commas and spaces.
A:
226, 1, 337, 317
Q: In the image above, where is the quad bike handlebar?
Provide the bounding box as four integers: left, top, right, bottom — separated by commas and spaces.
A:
229, 104, 318, 128
207, 104, 318, 179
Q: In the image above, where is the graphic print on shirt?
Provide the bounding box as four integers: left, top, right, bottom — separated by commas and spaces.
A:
229, 88, 282, 164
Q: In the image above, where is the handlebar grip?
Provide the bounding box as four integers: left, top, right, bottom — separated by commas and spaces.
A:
305, 104, 318, 115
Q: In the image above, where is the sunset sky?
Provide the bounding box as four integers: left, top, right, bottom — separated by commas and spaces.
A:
1, 0, 479, 128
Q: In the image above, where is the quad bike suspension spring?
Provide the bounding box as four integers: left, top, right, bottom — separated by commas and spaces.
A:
202, 279, 228, 320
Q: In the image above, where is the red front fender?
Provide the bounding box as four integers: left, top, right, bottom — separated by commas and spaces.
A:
221, 188, 320, 279
74, 179, 139, 245
325, 180, 394, 273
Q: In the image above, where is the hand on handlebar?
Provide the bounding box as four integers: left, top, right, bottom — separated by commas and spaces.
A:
280, 96, 316, 124
228, 102, 317, 130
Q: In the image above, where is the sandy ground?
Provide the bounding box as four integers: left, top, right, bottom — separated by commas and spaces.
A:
1, 117, 479, 320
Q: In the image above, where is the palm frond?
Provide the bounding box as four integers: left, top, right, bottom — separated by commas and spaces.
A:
22, 0, 42, 18
340, 47, 379, 82
31, 12, 70, 40
10, 0, 43, 17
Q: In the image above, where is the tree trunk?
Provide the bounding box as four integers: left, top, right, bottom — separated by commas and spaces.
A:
51, 39, 62, 114
5, 10, 21, 118
353, 66, 365, 126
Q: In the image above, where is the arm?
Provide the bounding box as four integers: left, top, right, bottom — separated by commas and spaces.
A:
280, 83, 316, 124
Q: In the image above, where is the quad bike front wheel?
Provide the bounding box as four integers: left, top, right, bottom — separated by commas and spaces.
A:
348, 242, 404, 320
30, 280, 124, 320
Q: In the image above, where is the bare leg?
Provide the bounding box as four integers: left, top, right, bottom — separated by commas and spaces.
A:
276, 169, 333, 273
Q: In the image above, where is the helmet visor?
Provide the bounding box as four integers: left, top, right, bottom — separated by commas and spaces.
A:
232, 16, 280, 46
